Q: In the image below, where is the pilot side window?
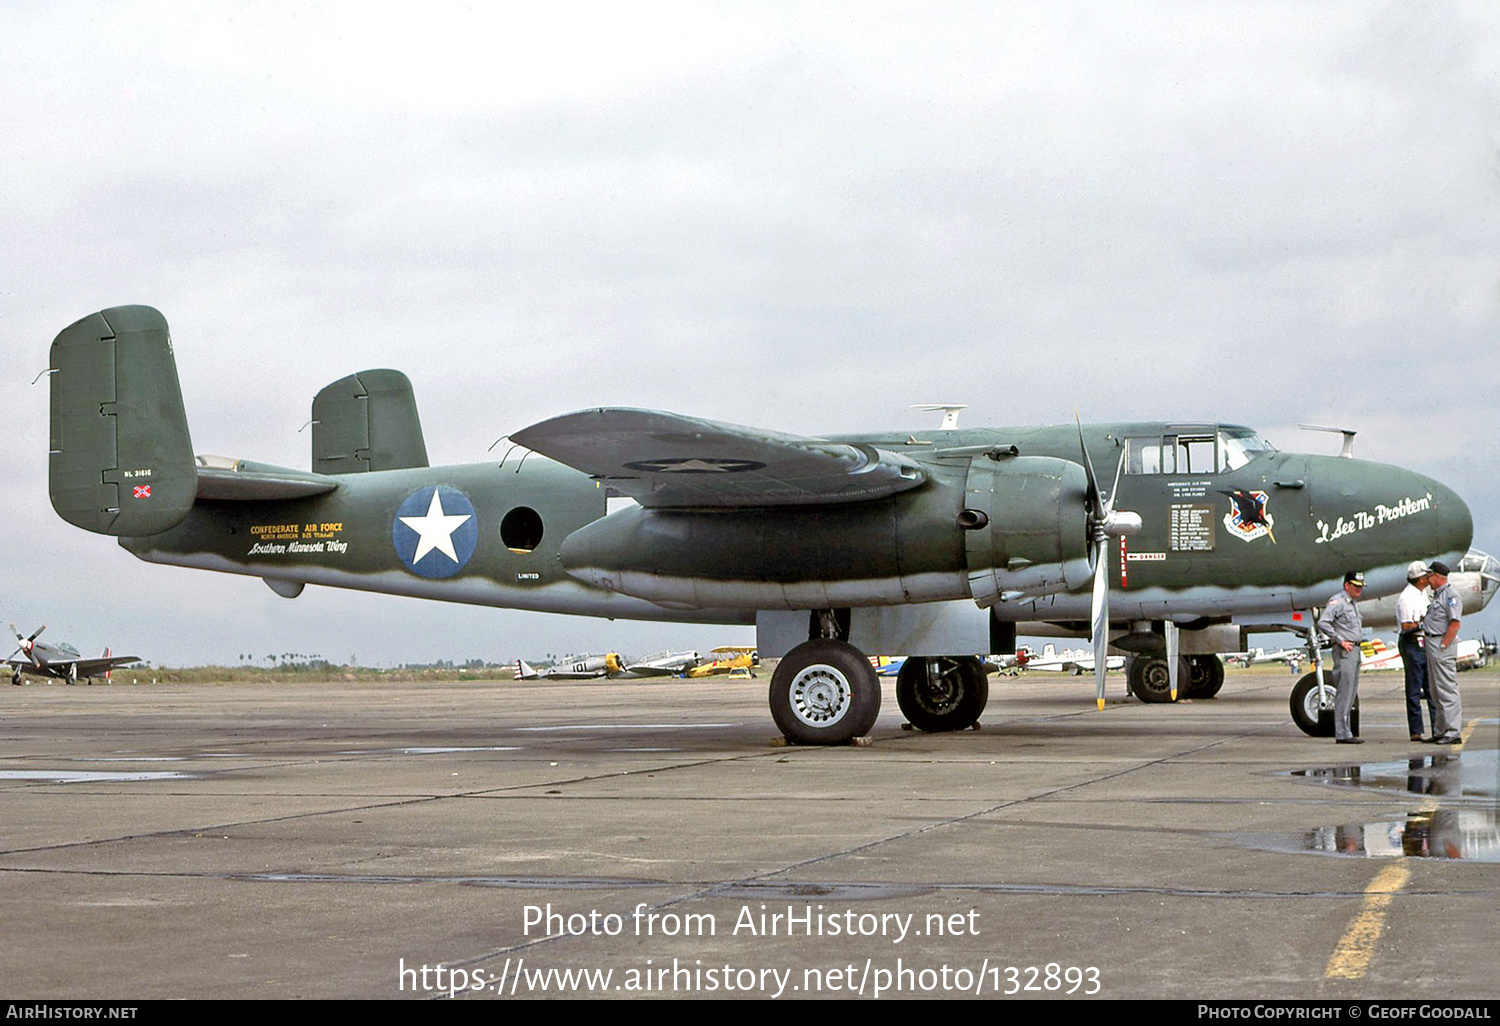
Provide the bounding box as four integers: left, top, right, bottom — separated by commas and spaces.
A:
1125, 437, 1163, 475
1126, 434, 1217, 475
1173, 435, 1216, 475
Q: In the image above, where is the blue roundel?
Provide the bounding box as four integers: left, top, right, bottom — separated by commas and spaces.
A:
391, 485, 478, 579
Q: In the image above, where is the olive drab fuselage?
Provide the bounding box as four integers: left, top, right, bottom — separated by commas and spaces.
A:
121, 423, 1471, 630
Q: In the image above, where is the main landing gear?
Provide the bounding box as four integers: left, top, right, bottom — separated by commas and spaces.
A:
1128, 654, 1218, 702
895, 656, 988, 733
768, 639, 882, 745
767, 641, 993, 745
1125, 654, 1223, 702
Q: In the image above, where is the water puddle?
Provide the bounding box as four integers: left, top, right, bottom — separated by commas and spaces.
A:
333, 746, 521, 755
1288, 749, 1496, 801
1255, 749, 1499, 861
0, 770, 193, 783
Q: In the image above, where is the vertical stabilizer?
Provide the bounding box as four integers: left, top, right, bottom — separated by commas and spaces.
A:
311, 369, 429, 474
49, 306, 196, 536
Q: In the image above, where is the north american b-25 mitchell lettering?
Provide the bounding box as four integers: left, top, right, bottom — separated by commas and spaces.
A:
46, 307, 1474, 743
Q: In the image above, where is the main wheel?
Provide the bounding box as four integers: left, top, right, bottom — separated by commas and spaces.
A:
1289, 671, 1360, 737
1183, 655, 1225, 699
769, 639, 881, 745
11, 668, 21, 686
1127, 655, 1190, 703
895, 656, 989, 732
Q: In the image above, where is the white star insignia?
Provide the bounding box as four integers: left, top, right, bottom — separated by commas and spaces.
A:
399, 490, 472, 564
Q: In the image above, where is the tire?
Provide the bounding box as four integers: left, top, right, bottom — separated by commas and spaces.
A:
768, 639, 881, 745
895, 656, 989, 732
1127, 655, 1189, 703
1183, 655, 1225, 699
1289, 671, 1359, 737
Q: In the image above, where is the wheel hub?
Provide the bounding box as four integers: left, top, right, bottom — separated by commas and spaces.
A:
1302, 683, 1335, 718
789, 664, 852, 727
917, 663, 963, 713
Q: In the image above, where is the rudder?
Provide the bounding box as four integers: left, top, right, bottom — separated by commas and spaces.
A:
49, 306, 196, 536
311, 369, 429, 475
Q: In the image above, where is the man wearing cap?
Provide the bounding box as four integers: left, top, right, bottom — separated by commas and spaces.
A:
1397, 561, 1434, 741
1422, 560, 1464, 745
1317, 571, 1366, 744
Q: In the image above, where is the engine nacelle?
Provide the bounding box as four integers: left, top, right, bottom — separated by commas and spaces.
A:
558, 453, 1093, 611
961, 454, 1092, 606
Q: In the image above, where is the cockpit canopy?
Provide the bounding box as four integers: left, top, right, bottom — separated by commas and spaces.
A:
1123, 425, 1275, 476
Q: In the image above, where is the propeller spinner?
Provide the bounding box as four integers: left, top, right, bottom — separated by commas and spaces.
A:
9, 624, 46, 667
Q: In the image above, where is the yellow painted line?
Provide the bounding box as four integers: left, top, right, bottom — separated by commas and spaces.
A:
1324, 862, 1411, 980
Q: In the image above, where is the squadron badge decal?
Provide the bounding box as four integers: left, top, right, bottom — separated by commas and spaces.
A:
1221, 488, 1276, 544
392, 486, 478, 578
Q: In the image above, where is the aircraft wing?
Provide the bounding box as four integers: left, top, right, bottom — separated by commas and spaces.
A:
511, 409, 927, 508
73, 656, 141, 677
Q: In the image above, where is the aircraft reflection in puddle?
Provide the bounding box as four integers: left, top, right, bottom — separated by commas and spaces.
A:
1285, 749, 1497, 862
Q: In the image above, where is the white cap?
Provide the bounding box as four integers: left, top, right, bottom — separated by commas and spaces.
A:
1407, 560, 1431, 580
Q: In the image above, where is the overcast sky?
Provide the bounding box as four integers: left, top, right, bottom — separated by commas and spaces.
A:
3, 1, 1497, 667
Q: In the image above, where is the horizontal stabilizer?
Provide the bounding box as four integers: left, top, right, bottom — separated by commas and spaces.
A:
195, 459, 339, 501
512, 408, 927, 508
49, 306, 196, 536
312, 370, 429, 474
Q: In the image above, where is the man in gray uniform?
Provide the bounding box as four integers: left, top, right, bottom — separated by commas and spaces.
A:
1317, 571, 1365, 744
1422, 560, 1464, 745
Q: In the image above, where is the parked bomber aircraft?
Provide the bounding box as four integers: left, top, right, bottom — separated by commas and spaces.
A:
47, 307, 1474, 743
7, 624, 139, 685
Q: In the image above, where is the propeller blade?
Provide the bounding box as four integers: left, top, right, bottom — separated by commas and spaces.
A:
1107, 447, 1126, 510
1165, 620, 1180, 701
1091, 540, 1109, 711
1074, 413, 1105, 522
27, 625, 46, 642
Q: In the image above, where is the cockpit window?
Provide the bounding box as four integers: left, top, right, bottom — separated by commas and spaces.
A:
1219, 428, 1275, 471
1173, 435, 1216, 474
1125, 427, 1275, 475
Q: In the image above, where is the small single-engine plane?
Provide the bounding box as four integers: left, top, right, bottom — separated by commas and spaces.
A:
7, 624, 139, 685
46, 307, 1474, 743
1005, 643, 1126, 676
685, 646, 759, 678
623, 650, 703, 676
513, 653, 623, 680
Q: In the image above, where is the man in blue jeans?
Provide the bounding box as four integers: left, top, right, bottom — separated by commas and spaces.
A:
1396, 561, 1434, 741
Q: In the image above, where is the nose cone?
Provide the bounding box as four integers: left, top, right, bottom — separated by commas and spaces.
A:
1308, 456, 1472, 568
1423, 473, 1474, 567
